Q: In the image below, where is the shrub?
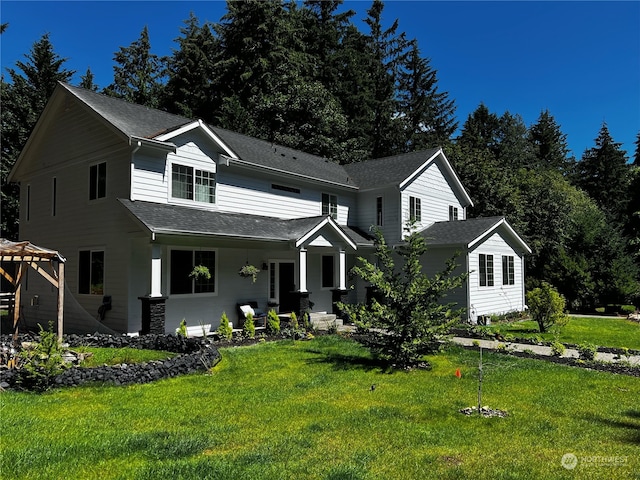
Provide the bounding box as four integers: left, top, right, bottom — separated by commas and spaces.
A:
177, 319, 187, 337
301, 312, 310, 330
217, 312, 233, 340
621, 305, 636, 315
550, 341, 565, 357
526, 282, 568, 333
243, 312, 255, 338
289, 311, 298, 331
18, 322, 67, 390
577, 342, 597, 361
267, 309, 280, 335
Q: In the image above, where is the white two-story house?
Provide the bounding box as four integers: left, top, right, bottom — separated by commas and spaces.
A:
7, 83, 530, 334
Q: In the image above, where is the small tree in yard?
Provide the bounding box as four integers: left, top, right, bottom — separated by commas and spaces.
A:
527, 282, 568, 333
340, 223, 468, 369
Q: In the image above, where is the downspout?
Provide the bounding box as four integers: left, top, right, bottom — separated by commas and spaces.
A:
130, 140, 142, 201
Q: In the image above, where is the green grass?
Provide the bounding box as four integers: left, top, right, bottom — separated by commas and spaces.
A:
489, 316, 640, 350
2, 335, 639, 479
75, 347, 175, 367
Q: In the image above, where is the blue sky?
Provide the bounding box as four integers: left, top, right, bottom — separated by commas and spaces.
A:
1, 1, 638, 159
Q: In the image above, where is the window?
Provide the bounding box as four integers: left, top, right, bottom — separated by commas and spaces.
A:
89, 162, 106, 200
322, 193, 338, 220
79, 250, 104, 295
502, 255, 515, 285
479, 254, 494, 287
322, 255, 335, 288
449, 205, 458, 221
376, 197, 383, 226
272, 184, 300, 194
409, 196, 421, 222
170, 249, 216, 295
171, 164, 216, 204
52, 177, 57, 216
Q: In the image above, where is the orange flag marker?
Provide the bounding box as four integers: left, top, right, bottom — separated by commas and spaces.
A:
455, 368, 462, 378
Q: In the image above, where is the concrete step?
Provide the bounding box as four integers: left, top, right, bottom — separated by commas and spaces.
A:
309, 312, 342, 330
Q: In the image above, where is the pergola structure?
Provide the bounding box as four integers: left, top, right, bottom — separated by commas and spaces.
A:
0, 239, 66, 341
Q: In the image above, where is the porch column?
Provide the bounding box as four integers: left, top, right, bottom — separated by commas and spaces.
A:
298, 248, 308, 293
150, 244, 162, 297
338, 249, 347, 290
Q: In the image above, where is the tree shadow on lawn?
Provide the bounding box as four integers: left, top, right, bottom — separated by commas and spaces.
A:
582, 410, 640, 445
300, 345, 395, 373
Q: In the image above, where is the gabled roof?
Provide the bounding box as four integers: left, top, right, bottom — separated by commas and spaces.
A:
421, 217, 531, 254
119, 199, 360, 249
343, 148, 473, 207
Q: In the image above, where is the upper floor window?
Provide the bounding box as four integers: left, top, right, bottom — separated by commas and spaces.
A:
502, 255, 515, 285
89, 162, 106, 200
449, 205, 458, 221
79, 249, 104, 295
409, 196, 421, 222
170, 249, 216, 295
376, 197, 383, 226
172, 163, 216, 204
479, 254, 494, 287
322, 193, 338, 220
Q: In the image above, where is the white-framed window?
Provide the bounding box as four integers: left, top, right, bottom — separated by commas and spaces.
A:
502, 255, 515, 285
479, 254, 494, 287
376, 196, 383, 226
322, 193, 338, 220
171, 163, 216, 204
449, 205, 458, 221
89, 162, 107, 200
321, 255, 335, 289
409, 196, 421, 222
79, 249, 105, 295
170, 249, 217, 295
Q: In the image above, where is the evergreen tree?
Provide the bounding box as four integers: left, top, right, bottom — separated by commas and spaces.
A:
362, 0, 409, 158
626, 133, 640, 271
574, 123, 630, 226
495, 111, 533, 172
397, 41, 457, 151
103, 26, 165, 108
1, 33, 74, 240
162, 13, 219, 121
527, 110, 573, 174
79, 67, 98, 91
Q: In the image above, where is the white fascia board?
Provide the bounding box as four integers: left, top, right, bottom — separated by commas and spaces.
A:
398, 148, 440, 190
129, 136, 176, 152
154, 119, 238, 159
295, 217, 357, 250
467, 218, 532, 254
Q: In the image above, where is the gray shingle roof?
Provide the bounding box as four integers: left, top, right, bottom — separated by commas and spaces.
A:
119, 199, 368, 246
210, 127, 357, 188
63, 83, 192, 139
421, 217, 506, 247
343, 149, 440, 190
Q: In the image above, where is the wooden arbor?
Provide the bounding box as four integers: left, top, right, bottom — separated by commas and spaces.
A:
0, 239, 66, 341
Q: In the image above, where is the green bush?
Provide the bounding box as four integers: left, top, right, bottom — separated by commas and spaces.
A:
550, 341, 565, 357
18, 322, 67, 390
243, 312, 255, 338
577, 342, 597, 361
217, 312, 233, 340
289, 311, 298, 331
621, 305, 636, 315
526, 282, 568, 333
267, 309, 280, 335
177, 319, 187, 337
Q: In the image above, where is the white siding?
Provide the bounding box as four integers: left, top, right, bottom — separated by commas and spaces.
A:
355, 187, 401, 244
420, 247, 468, 313
401, 159, 465, 232
468, 233, 526, 317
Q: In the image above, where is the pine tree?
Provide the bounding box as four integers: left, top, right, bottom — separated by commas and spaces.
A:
397, 41, 457, 152
527, 110, 573, 174
79, 68, 98, 91
1, 33, 74, 240
162, 13, 219, 121
575, 123, 630, 225
103, 26, 165, 108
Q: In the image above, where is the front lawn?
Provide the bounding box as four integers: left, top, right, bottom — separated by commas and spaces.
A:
1, 335, 638, 479
489, 316, 640, 350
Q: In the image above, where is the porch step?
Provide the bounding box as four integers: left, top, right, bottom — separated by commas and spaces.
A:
309, 312, 342, 331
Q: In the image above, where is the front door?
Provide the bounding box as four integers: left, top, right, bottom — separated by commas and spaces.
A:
278, 262, 296, 313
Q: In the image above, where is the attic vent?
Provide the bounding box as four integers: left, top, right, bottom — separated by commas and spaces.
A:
272, 184, 300, 194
